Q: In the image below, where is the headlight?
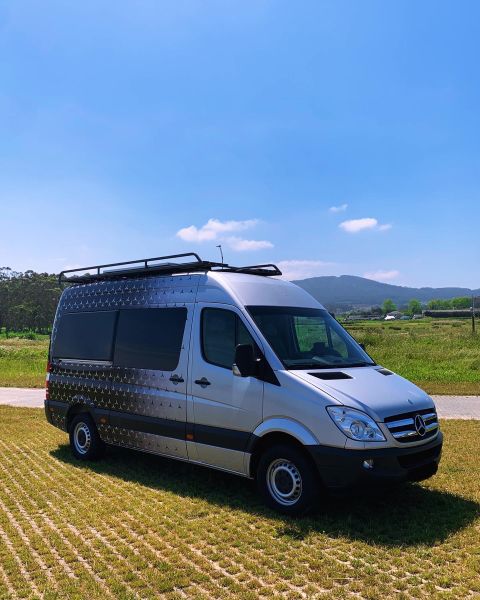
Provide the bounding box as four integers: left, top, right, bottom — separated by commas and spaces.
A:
326, 406, 385, 442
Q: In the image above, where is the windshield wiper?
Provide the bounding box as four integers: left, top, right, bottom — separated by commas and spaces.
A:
286, 361, 375, 370
285, 363, 341, 370
335, 361, 375, 368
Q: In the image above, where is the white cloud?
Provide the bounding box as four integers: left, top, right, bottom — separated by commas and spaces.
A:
226, 237, 273, 251
176, 218, 258, 242
364, 270, 400, 282
329, 203, 348, 213
339, 217, 392, 233
176, 218, 272, 251
277, 259, 335, 280
378, 223, 392, 231
176, 224, 216, 242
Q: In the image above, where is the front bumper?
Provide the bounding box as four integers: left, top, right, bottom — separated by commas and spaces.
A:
307, 432, 443, 492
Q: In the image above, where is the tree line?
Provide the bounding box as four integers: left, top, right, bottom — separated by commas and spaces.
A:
382, 296, 472, 315
0, 268, 61, 333
0, 268, 476, 333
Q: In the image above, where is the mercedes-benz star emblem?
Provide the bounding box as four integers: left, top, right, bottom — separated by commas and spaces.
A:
414, 414, 426, 436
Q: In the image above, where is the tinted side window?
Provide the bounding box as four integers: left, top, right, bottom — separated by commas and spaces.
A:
52, 311, 117, 361
114, 308, 187, 371
202, 308, 256, 369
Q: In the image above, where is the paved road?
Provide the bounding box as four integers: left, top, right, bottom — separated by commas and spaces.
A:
0, 387, 46, 408
433, 395, 480, 420
0, 387, 479, 419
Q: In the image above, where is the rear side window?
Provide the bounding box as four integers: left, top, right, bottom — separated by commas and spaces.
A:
52, 311, 117, 361
114, 308, 187, 371
202, 308, 256, 369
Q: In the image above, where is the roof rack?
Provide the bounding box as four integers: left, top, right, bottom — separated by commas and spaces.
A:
58, 253, 282, 285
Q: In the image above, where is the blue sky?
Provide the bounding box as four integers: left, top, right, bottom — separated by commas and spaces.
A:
1, 1, 479, 287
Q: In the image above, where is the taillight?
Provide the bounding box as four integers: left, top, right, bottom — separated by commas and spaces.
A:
46, 361, 51, 400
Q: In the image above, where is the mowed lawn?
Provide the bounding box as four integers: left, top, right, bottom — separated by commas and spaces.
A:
0, 407, 478, 599
1, 319, 479, 394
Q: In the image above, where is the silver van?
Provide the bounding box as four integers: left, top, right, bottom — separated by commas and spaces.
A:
45, 253, 442, 515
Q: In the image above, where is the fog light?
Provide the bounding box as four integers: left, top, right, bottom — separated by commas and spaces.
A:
362, 459, 374, 470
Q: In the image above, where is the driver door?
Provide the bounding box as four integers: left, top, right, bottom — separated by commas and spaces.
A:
188, 303, 264, 475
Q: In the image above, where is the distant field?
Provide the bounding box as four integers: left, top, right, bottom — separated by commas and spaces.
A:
0, 333, 49, 388
344, 319, 479, 395
0, 319, 479, 394
0, 407, 479, 598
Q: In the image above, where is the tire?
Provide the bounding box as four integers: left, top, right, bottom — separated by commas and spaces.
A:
256, 444, 321, 516
69, 413, 105, 461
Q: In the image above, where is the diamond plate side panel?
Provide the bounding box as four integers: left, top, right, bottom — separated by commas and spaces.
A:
98, 424, 186, 458
48, 275, 197, 459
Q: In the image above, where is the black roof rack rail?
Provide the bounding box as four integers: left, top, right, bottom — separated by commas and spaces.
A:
59, 253, 282, 285
222, 263, 282, 277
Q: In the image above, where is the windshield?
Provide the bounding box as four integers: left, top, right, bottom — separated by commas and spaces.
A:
247, 306, 375, 369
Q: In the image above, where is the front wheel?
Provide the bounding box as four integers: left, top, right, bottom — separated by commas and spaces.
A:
256, 444, 321, 516
69, 413, 105, 461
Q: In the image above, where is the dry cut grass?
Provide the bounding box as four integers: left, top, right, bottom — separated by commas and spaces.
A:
0, 407, 479, 599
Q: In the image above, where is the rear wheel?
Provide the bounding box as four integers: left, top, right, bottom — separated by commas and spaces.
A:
69, 414, 104, 461
256, 444, 321, 516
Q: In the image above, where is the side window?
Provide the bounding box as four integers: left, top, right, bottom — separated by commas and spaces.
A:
114, 307, 187, 371
52, 311, 117, 361
202, 308, 256, 369
237, 319, 255, 347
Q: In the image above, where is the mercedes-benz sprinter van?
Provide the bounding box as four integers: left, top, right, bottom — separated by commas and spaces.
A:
45, 253, 442, 515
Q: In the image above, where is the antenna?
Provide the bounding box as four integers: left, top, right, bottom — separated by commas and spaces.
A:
216, 244, 224, 265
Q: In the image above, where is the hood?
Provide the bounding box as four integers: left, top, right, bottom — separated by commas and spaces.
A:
291, 366, 435, 421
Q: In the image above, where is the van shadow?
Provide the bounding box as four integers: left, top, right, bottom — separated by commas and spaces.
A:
51, 444, 479, 547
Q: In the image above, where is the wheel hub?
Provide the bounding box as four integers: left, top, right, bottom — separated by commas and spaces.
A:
266, 458, 302, 506
73, 422, 92, 455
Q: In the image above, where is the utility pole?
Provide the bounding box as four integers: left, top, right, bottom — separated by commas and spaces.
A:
216, 244, 224, 265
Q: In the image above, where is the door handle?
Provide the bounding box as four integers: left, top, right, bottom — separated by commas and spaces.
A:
194, 377, 211, 387
169, 374, 184, 384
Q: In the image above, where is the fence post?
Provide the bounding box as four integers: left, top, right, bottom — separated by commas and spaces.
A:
473, 295, 476, 334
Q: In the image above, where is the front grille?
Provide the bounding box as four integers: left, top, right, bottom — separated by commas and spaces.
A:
384, 408, 439, 444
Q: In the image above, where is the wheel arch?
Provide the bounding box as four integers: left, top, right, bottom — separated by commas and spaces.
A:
65, 397, 96, 432
248, 418, 319, 478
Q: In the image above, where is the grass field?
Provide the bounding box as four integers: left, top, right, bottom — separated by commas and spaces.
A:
0, 334, 49, 388
344, 319, 479, 395
0, 319, 479, 394
0, 407, 478, 599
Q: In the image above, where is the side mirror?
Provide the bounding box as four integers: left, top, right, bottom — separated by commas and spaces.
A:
233, 344, 257, 377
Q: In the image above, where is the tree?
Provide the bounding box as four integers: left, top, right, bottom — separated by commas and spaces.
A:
382, 299, 397, 315
451, 296, 471, 309
0, 268, 61, 333
407, 299, 422, 316
427, 298, 452, 310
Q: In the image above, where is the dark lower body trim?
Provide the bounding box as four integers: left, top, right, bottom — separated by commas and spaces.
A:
45, 399, 69, 431
45, 400, 254, 452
